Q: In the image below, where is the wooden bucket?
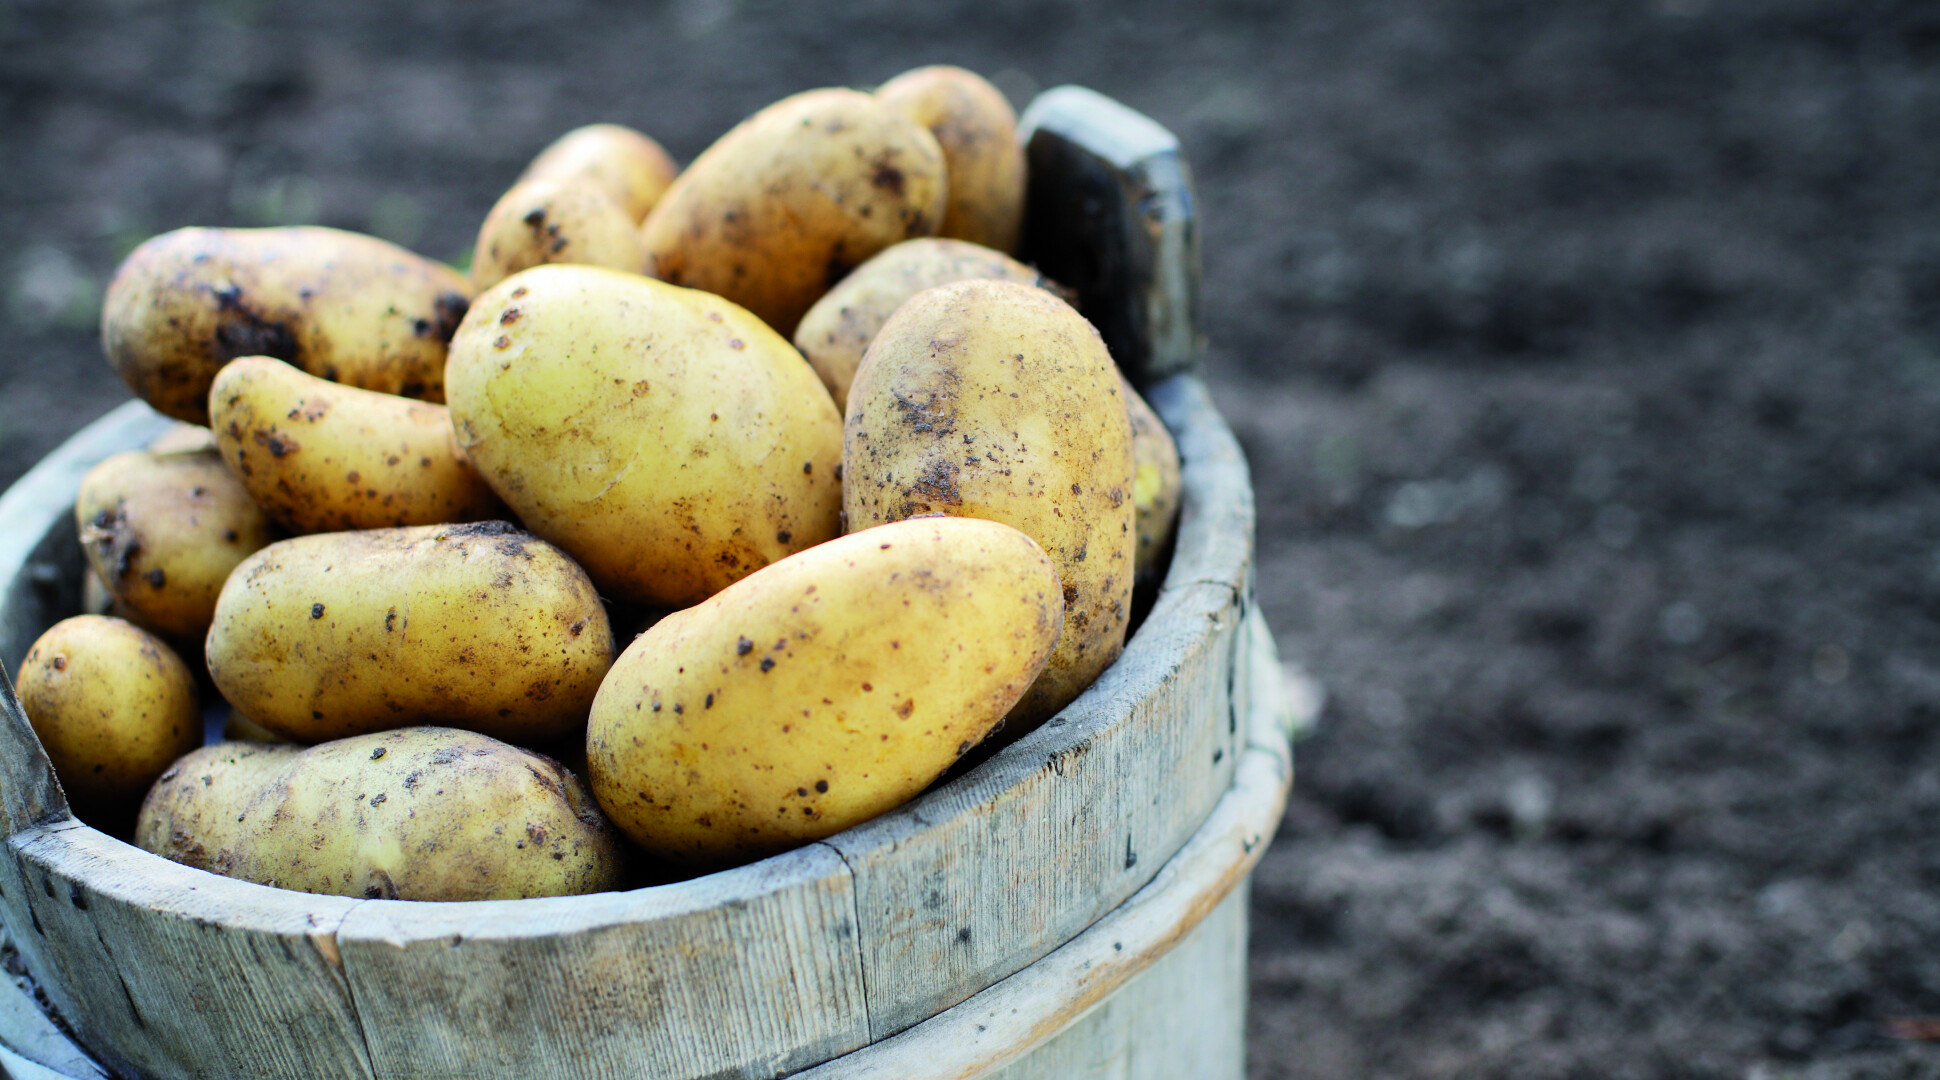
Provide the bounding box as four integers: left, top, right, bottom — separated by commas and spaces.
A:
0, 87, 1299, 1080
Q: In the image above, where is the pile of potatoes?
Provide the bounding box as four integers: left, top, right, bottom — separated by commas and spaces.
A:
13, 67, 1183, 902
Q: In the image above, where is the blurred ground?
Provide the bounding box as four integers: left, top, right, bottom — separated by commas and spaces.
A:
5, 1, 1940, 1077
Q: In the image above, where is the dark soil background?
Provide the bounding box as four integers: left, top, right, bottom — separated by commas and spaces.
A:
4, 1, 1939, 1077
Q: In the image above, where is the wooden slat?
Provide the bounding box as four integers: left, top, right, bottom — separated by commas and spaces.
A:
791, 621, 1294, 1080
7, 821, 372, 1080
335, 844, 868, 1080
0, 925, 109, 1080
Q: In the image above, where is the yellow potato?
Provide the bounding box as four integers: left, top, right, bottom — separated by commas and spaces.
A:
471, 178, 648, 291
205, 522, 613, 744
14, 615, 200, 824
1123, 375, 1182, 583
588, 516, 1063, 865
875, 66, 1027, 254
147, 423, 216, 454
101, 227, 472, 424
521, 123, 679, 224
445, 265, 843, 608
209, 356, 505, 533
136, 728, 626, 900
640, 88, 948, 336
845, 279, 1135, 730
75, 448, 280, 641
793, 238, 1048, 411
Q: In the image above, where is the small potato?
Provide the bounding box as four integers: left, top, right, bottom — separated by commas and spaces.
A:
446, 265, 843, 608
205, 522, 613, 744
209, 356, 505, 533
521, 123, 679, 224
1124, 376, 1182, 583
147, 423, 216, 454
793, 238, 1049, 411
471, 178, 648, 292
76, 448, 280, 641
137, 728, 626, 900
641, 88, 948, 337
875, 66, 1028, 254
845, 280, 1136, 730
588, 517, 1063, 865
101, 227, 472, 425
15, 615, 200, 823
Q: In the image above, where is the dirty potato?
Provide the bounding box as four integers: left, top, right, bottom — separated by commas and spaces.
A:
844, 279, 1136, 730
875, 66, 1028, 254
15, 615, 200, 823
205, 522, 613, 744
101, 227, 472, 424
588, 516, 1063, 865
471, 178, 648, 291
640, 88, 947, 337
136, 728, 626, 900
209, 356, 505, 533
521, 123, 679, 224
445, 265, 843, 608
793, 238, 1050, 411
1123, 375, 1182, 584
76, 448, 279, 641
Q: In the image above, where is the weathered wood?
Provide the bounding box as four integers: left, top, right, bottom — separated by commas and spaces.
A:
0, 926, 109, 1080
791, 622, 1294, 1079
335, 844, 869, 1080
5, 820, 372, 1080
1018, 86, 1204, 388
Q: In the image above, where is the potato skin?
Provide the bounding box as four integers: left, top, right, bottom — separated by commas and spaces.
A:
76, 448, 280, 640
209, 356, 505, 533
472, 178, 647, 291
875, 66, 1027, 255
521, 123, 679, 225
15, 616, 200, 822
446, 265, 843, 608
793, 238, 1048, 411
588, 517, 1062, 865
640, 88, 948, 337
101, 227, 472, 425
136, 729, 626, 900
1124, 375, 1182, 583
205, 522, 613, 744
845, 280, 1136, 729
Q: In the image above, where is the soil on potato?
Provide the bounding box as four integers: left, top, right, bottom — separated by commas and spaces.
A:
4, 2, 1939, 1077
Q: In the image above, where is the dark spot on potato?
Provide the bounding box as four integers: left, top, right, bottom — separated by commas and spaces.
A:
223, 528, 239, 543
760, 656, 775, 673
861, 682, 873, 692
797, 787, 809, 797
871, 163, 906, 195
737, 637, 754, 655
371, 793, 387, 805
211, 286, 299, 363
777, 530, 792, 544
1062, 583, 1078, 608
523, 207, 547, 227
145, 568, 165, 588
705, 693, 714, 709
895, 699, 914, 719
49, 656, 65, 671
311, 603, 325, 619
432, 292, 470, 341
570, 618, 588, 636
371, 747, 387, 760
494, 335, 512, 350
803, 461, 813, 475
385, 608, 397, 632
500, 308, 522, 326
673, 704, 683, 714
255, 430, 298, 458
815, 779, 828, 793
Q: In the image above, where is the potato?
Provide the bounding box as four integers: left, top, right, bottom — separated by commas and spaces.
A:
445, 265, 843, 608
147, 423, 216, 454
76, 448, 280, 641
875, 66, 1027, 255
471, 178, 648, 292
521, 123, 679, 224
1124, 375, 1182, 583
205, 522, 613, 744
640, 88, 948, 336
845, 279, 1135, 729
14, 615, 200, 823
101, 227, 472, 425
136, 728, 626, 900
793, 238, 1049, 411
588, 516, 1062, 865
209, 356, 505, 533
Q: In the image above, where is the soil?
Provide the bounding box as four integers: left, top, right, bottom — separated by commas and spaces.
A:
3, 2, 1939, 1077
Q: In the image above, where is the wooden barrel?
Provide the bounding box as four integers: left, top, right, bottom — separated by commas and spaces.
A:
0, 87, 1299, 1080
